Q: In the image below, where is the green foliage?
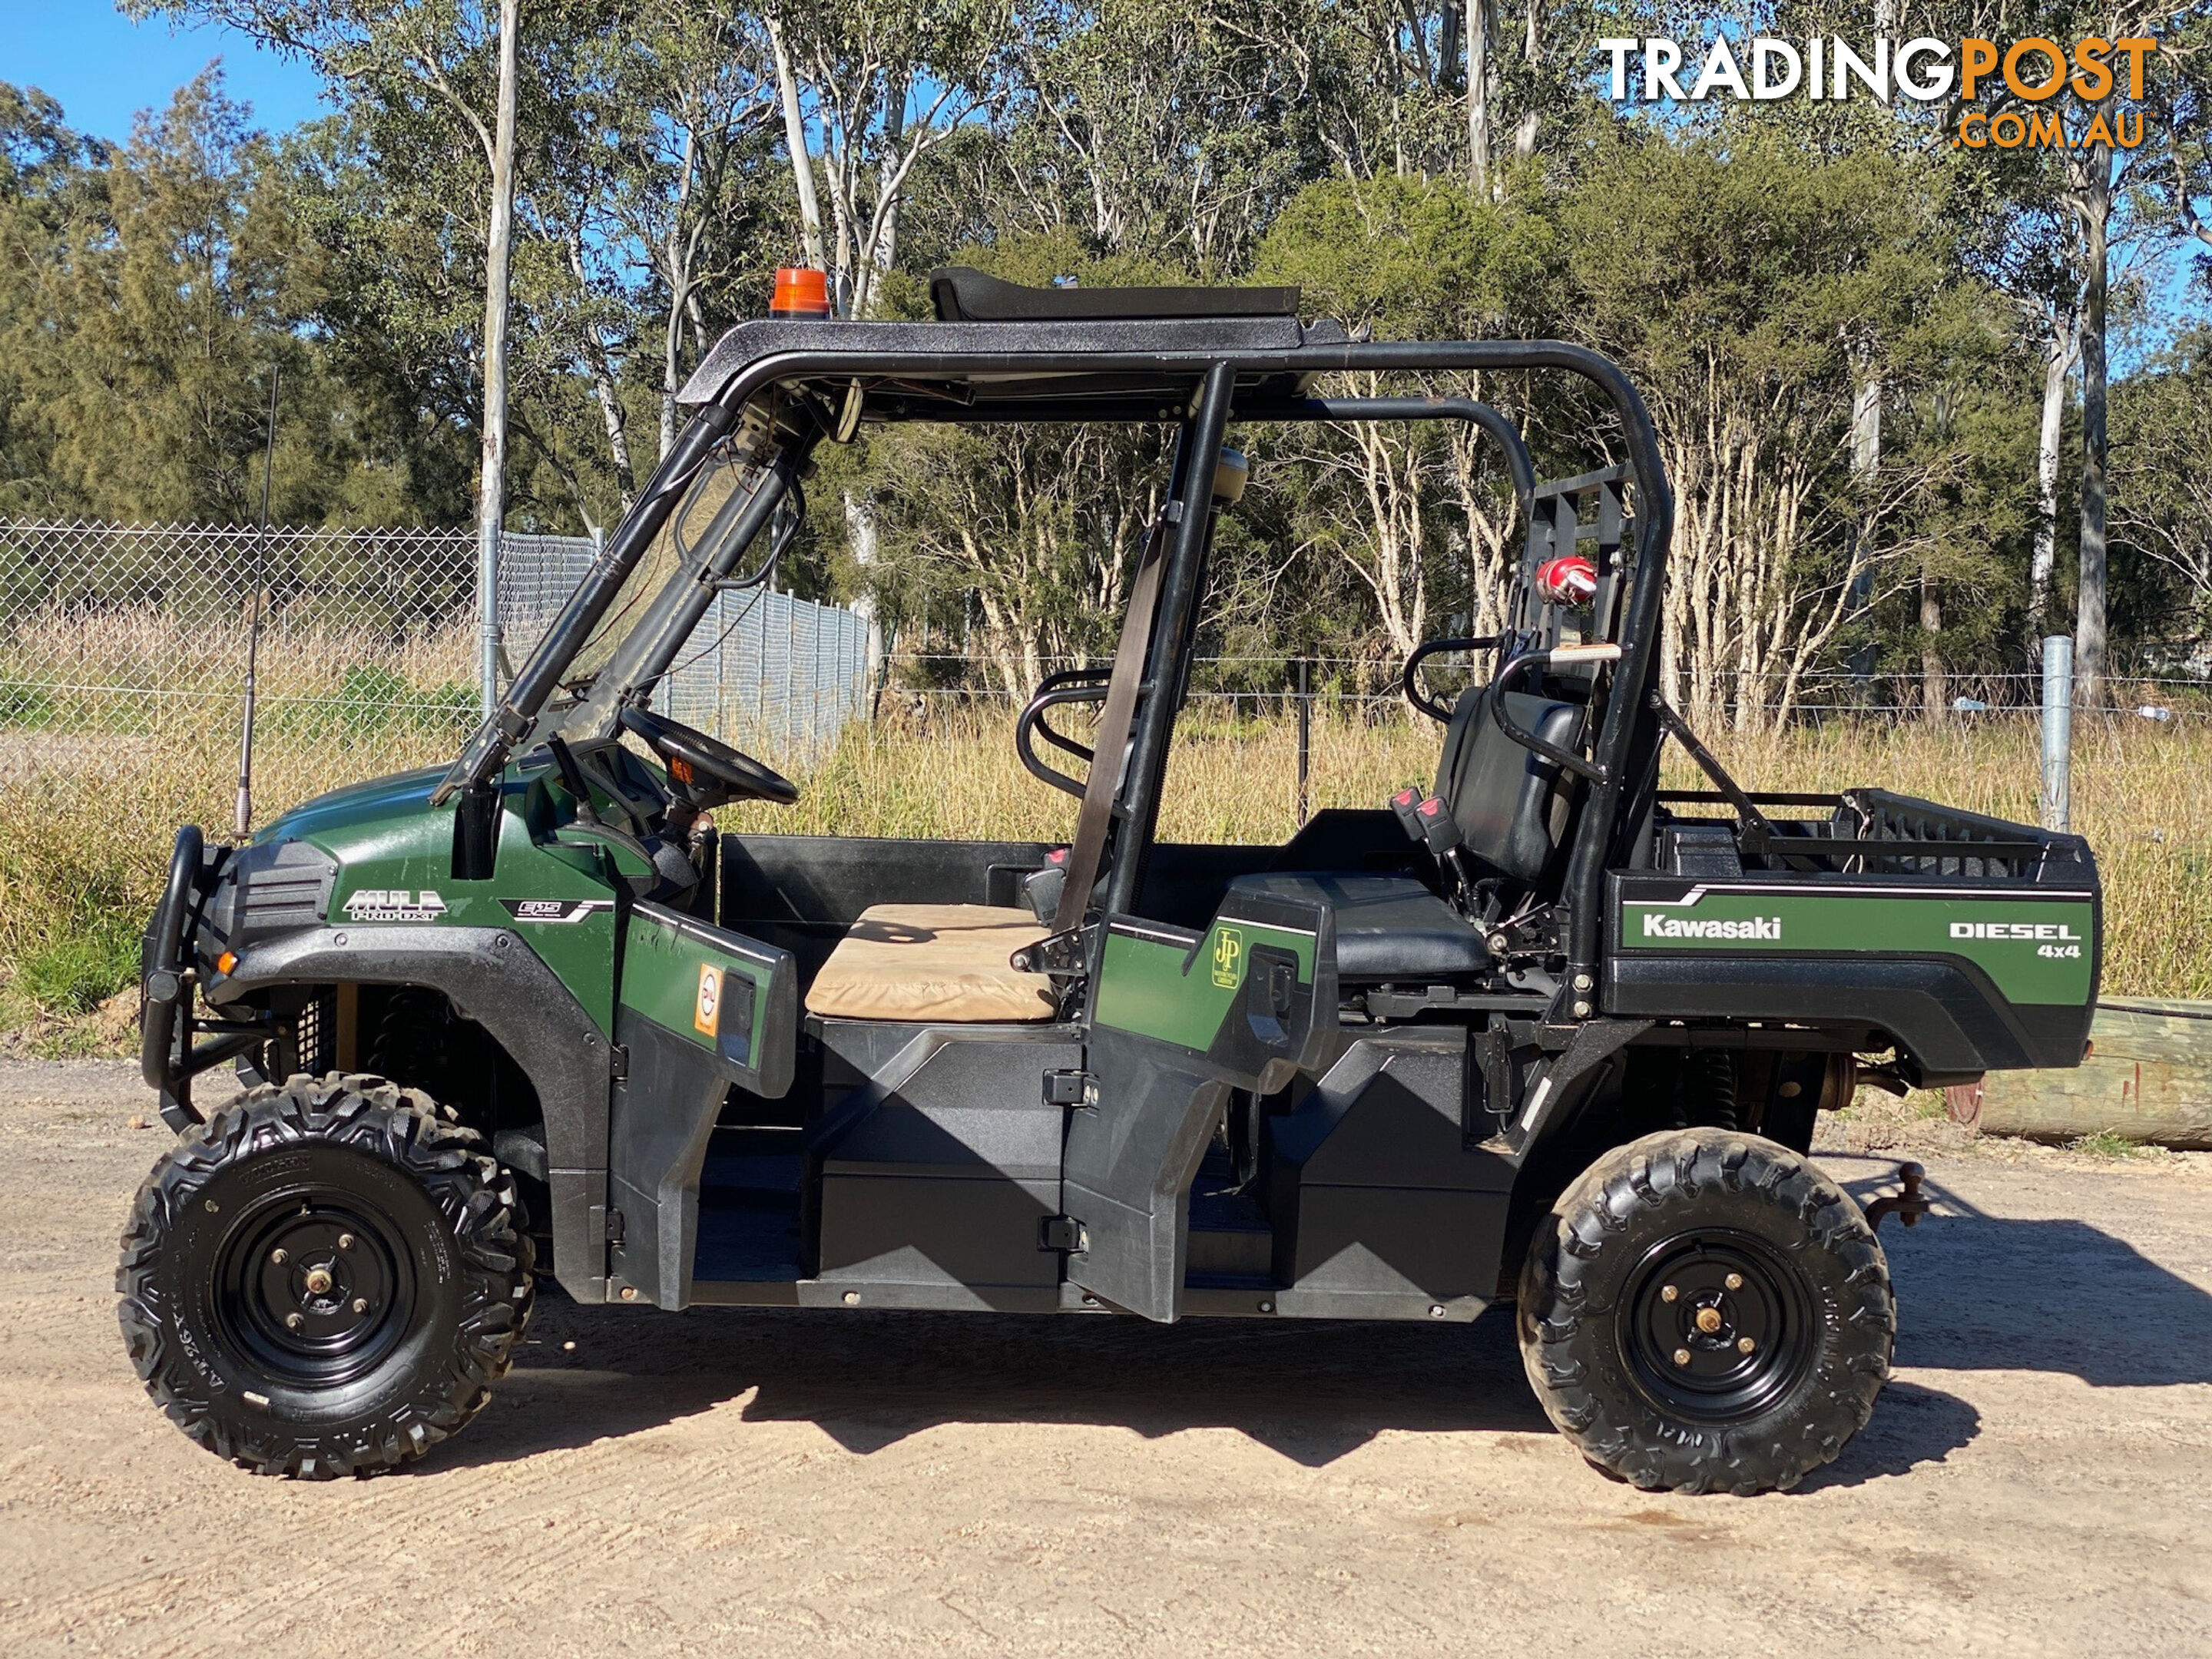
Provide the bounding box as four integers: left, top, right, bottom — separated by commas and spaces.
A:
2067, 1129, 2151, 1160
0, 70, 472, 527
0, 677, 51, 728
14, 926, 140, 1015
1255, 173, 1550, 336
2110, 328, 2212, 664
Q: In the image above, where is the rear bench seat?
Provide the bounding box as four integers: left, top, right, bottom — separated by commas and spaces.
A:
1232, 873, 1490, 979
803, 904, 1056, 1022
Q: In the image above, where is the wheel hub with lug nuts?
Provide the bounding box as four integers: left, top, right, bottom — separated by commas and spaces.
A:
1623, 1231, 1816, 1420
216, 1196, 412, 1387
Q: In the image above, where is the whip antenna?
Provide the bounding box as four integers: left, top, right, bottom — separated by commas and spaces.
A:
234, 365, 279, 839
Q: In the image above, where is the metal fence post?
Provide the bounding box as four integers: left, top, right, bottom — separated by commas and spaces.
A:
2041, 634, 2073, 833
478, 528, 502, 717
1296, 657, 1311, 825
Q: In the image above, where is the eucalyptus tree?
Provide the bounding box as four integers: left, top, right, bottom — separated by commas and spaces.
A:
997, 0, 1324, 275
764, 0, 1014, 319
127, 0, 628, 664
590, 2, 786, 459
1900, 0, 2210, 703
1256, 171, 1556, 657
1548, 128, 1970, 727
2109, 327, 2212, 667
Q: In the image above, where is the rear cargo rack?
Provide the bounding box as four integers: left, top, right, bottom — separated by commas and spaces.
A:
1650, 694, 2066, 877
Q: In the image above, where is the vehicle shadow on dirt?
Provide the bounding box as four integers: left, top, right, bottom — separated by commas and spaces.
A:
1834, 1160, 2212, 1388
434, 1286, 1976, 1483
459, 1296, 1554, 1471
419, 1155, 2212, 1482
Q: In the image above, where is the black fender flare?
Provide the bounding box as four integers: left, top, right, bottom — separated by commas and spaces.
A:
210, 925, 613, 1303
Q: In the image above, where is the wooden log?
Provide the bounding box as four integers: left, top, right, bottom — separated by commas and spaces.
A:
1961, 998, 2212, 1149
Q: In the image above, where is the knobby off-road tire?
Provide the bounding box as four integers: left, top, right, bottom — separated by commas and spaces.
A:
1517, 1129, 1893, 1495
116, 1073, 535, 1479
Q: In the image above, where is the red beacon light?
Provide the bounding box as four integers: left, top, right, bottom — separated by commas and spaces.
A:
1535, 554, 1598, 605
770, 267, 832, 318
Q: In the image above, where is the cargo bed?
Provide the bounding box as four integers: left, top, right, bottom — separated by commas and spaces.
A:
1608, 790, 2100, 1079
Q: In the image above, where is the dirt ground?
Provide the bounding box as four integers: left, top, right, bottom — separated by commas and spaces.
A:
2, 1061, 2209, 1658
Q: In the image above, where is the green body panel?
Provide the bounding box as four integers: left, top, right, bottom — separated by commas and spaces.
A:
619, 906, 768, 1049
1617, 887, 2097, 1005
256, 763, 624, 1038
1093, 919, 1316, 1051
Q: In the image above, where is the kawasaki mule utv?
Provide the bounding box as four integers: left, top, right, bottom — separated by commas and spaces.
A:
123, 267, 2100, 1492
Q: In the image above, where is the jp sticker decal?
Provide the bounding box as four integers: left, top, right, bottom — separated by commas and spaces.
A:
1210, 926, 1243, 989
695, 964, 722, 1037
342, 889, 448, 923
500, 899, 615, 924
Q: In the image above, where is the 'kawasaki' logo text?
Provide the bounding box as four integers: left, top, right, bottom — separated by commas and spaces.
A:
1642, 913, 1781, 940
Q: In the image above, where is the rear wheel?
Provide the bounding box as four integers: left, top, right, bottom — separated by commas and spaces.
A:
117, 1074, 533, 1479
1517, 1129, 1892, 1494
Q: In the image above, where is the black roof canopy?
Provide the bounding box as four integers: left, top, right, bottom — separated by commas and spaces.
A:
675, 314, 1347, 417
926, 264, 1300, 323
674, 266, 1359, 416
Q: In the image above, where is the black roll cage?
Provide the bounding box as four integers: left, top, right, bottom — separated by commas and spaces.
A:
436, 321, 1676, 1004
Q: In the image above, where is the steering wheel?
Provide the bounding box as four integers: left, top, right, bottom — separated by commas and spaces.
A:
618, 705, 799, 810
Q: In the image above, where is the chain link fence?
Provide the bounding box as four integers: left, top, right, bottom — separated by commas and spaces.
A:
882, 650, 2212, 727
0, 518, 873, 785
661, 585, 873, 759
4, 512, 2203, 805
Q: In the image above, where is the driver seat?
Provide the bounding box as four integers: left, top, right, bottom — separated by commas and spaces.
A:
804, 904, 1057, 1023
1435, 680, 1585, 886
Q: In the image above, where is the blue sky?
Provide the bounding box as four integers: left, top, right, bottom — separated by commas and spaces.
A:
8, 1, 327, 143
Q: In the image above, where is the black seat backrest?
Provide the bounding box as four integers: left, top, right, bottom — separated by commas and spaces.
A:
1434, 682, 1585, 886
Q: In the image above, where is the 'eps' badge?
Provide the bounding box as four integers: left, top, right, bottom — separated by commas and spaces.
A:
1211, 926, 1243, 989
695, 965, 722, 1037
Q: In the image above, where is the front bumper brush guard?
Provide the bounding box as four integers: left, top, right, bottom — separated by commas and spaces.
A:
141, 826, 263, 1132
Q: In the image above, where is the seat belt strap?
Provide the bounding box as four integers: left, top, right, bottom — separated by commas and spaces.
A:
1050, 518, 1171, 935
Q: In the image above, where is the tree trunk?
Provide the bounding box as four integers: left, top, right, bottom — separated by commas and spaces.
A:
767, 18, 829, 277
474, 0, 520, 717
661, 296, 685, 461
2075, 142, 2112, 709
1512, 0, 1539, 159
1846, 369, 1880, 677
1465, 0, 1491, 194
2029, 315, 2076, 629
1920, 568, 1945, 717
565, 233, 634, 505
844, 492, 885, 696
658, 127, 697, 461
859, 72, 908, 322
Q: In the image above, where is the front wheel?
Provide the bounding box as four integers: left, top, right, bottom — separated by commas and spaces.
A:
1518, 1129, 1892, 1494
117, 1074, 534, 1478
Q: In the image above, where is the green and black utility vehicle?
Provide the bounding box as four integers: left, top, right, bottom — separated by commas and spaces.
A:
121, 268, 2099, 1492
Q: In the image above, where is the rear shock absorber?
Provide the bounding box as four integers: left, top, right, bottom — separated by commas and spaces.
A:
1670, 1050, 1738, 1131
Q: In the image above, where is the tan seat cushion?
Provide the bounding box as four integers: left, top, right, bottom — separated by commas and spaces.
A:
804, 903, 1055, 1022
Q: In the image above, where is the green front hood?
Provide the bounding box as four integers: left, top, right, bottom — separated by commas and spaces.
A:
254, 766, 450, 850
233, 758, 621, 1036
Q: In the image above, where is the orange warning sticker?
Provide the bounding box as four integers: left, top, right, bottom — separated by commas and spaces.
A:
694, 963, 722, 1037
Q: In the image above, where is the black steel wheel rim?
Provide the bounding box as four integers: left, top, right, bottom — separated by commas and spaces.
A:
1618, 1229, 1817, 1424
213, 1189, 418, 1388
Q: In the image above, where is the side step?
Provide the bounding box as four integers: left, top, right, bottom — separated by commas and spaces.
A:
1185, 1149, 1273, 1286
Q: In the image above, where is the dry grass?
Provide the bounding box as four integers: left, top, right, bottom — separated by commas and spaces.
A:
5, 694, 2205, 1051
2, 605, 475, 700
1687, 713, 2212, 998
728, 703, 2212, 998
